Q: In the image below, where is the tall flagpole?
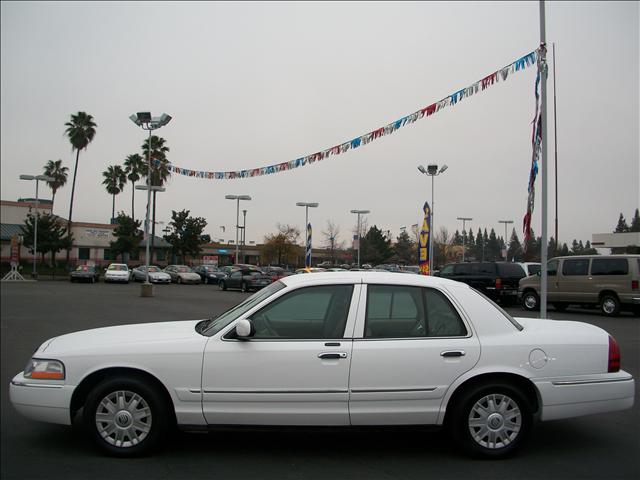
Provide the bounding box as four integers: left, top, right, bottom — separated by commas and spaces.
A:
553, 42, 559, 255
539, 0, 549, 318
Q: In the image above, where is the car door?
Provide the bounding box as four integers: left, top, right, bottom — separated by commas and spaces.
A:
227, 270, 243, 289
559, 258, 592, 302
349, 283, 480, 425
201, 282, 362, 425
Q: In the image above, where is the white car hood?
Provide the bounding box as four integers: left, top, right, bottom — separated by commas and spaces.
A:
41, 320, 204, 355
106, 270, 129, 277
178, 272, 200, 279
149, 272, 170, 279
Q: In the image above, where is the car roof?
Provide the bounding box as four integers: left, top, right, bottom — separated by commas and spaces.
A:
280, 271, 466, 289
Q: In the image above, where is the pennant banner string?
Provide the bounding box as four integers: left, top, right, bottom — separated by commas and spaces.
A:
157, 48, 540, 181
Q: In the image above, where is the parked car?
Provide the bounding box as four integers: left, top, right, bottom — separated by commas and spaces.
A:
104, 263, 130, 283
9, 272, 634, 458
519, 255, 640, 316
219, 269, 272, 292
164, 265, 201, 284
295, 267, 327, 274
130, 265, 171, 284
193, 265, 226, 285
401, 265, 421, 274
517, 262, 541, 276
374, 264, 402, 272
69, 265, 100, 283
436, 262, 526, 305
262, 266, 294, 283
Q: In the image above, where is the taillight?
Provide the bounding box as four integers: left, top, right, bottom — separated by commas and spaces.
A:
632, 280, 638, 290
608, 335, 620, 373
495, 278, 502, 289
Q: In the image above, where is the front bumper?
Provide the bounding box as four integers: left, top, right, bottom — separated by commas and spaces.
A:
105, 275, 129, 283
533, 370, 635, 421
9, 373, 74, 425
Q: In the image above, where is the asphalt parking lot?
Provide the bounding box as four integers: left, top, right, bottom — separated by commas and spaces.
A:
1, 281, 638, 480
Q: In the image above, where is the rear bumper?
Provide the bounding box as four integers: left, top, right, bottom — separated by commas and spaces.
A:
533, 370, 635, 421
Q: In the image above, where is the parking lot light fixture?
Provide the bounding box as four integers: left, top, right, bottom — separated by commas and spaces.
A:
350, 209, 370, 268
418, 164, 448, 274
225, 195, 252, 263
129, 112, 171, 296
20, 174, 54, 279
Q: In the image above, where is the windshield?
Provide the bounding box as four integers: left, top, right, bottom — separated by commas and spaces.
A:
201, 281, 286, 336
75, 265, 92, 271
177, 266, 192, 273
108, 264, 127, 271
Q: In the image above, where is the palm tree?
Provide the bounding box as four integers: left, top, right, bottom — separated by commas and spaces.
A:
43, 159, 69, 212
64, 111, 97, 264
141, 136, 170, 263
123, 153, 145, 221
102, 165, 127, 221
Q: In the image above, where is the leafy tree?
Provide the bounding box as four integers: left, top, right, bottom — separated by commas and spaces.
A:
360, 225, 393, 265
582, 241, 599, 255
109, 212, 142, 263
164, 209, 208, 264
141, 136, 170, 262
21, 212, 71, 266
433, 226, 450, 269
559, 243, 570, 256
123, 153, 145, 221
486, 228, 500, 261
630, 209, 640, 232
547, 236, 557, 257
64, 111, 97, 263
451, 230, 463, 246
322, 220, 344, 265
102, 165, 127, 221
465, 229, 476, 260
43, 159, 68, 212
260, 224, 301, 266
394, 230, 416, 265
614, 213, 629, 233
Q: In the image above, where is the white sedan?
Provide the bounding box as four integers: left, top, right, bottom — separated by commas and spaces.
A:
9, 273, 634, 458
103, 263, 129, 283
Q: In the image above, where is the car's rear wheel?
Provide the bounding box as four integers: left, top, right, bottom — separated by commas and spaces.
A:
522, 291, 539, 311
600, 294, 620, 317
448, 382, 532, 458
83, 376, 171, 457
241, 282, 248, 293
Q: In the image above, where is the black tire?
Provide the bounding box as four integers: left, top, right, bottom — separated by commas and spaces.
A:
447, 382, 532, 458
521, 290, 539, 311
219, 281, 227, 291
90, 277, 95, 284
600, 294, 621, 317
83, 376, 171, 457
552, 302, 568, 312
205, 277, 209, 285
177, 277, 182, 285
241, 282, 248, 293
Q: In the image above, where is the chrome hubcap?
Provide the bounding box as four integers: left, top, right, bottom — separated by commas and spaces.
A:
468, 393, 522, 449
524, 295, 537, 309
603, 299, 616, 314
96, 390, 152, 448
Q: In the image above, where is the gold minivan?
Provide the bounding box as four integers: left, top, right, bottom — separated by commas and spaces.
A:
518, 255, 640, 316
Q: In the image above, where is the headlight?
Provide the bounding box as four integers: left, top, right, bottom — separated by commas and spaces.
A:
24, 358, 65, 380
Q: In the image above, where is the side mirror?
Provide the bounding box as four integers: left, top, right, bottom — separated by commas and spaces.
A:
235, 319, 255, 339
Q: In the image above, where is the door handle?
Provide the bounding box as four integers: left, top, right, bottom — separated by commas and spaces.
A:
440, 350, 466, 357
318, 352, 347, 359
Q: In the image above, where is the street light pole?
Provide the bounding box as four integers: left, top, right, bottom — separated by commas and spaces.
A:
129, 112, 172, 297
225, 195, 251, 264
499, 220, 514, 260
241, 209, 247, 264
418, 164, 448, 274
19, 174, 54, 279
350, 209, 370, 268
296, 202, 319, 268
457, 217, 473, 262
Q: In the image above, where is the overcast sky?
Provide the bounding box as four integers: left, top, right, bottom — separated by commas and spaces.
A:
1, 1, 638, 249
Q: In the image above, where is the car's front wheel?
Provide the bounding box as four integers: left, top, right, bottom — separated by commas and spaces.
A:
448, 382, 532, 458
521, 290, 539, 311
600, 293, 620, 317
83, 376, 171, 457
241, 282, 248, 293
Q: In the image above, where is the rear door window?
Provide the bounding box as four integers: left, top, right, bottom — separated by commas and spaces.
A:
455, 264, 472, 275
562, 259, 590, 276
591, 258, 629, 275
497, 263, 526, 277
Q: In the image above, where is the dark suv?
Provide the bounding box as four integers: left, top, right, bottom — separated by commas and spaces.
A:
437, 262, 527, 304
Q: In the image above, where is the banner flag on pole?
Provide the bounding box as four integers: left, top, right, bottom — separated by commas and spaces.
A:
305, 222, 312, 270
419, 201, 431, 275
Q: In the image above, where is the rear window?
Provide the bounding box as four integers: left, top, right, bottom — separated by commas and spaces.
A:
591, 258, 629, 276
471, 264, 495, 275
562, 259, 589, 276
527, 264, 541, 275
497, 263, 526, 278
